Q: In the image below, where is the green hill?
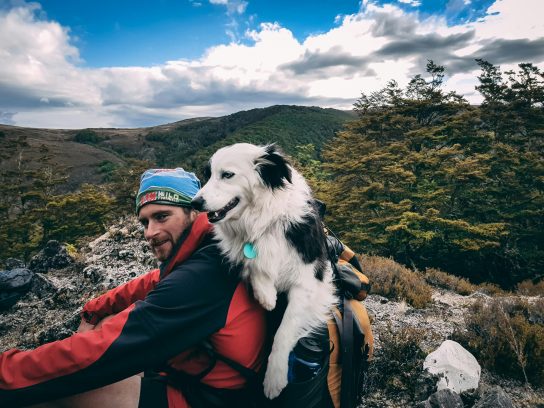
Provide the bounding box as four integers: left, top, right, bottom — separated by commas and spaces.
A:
0, 105, 354, 190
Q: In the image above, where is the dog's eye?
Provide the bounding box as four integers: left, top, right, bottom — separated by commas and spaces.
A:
221, 171, 235, 179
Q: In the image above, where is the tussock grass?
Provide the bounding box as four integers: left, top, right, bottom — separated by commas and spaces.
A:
516, 279, 544, 296
424, 267, 476, 295
363, 255, 433, 308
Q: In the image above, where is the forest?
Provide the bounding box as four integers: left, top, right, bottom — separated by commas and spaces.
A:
1, 60, 542, 289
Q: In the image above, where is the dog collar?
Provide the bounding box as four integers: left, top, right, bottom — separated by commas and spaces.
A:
243, 242, 257, 259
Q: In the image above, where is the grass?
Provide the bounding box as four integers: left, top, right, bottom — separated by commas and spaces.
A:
362, 255, 433, 308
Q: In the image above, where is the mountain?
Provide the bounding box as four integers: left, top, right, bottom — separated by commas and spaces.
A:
0, 105, 354, 191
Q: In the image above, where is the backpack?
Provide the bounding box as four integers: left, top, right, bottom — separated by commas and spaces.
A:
217, 237, 374, 408
164, 235, 374, 408
327, 260, 374, 408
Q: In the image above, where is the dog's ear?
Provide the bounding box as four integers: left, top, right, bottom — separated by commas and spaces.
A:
255, 145, 292, 189
202, 161, 211, 183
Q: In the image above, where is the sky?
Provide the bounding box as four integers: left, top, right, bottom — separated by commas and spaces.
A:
0, 0, 543, 128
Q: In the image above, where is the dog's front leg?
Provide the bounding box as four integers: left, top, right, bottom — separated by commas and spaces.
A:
263, 287, 314, 399
249, 270, 277, 311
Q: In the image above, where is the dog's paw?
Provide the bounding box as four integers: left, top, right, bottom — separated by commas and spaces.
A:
263, 360, 288, 399
254, 288, 277, 311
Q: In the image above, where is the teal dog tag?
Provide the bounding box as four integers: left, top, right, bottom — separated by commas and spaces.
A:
243, 242, 257, 259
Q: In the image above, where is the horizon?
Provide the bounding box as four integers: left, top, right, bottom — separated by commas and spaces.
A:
0, 0, 543, 129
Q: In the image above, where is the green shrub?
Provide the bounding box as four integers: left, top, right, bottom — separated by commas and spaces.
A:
73, 129, 106, 145
364, 255, 433, 308
453, 298, 544, 386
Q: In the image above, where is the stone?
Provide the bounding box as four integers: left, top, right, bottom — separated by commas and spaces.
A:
0, 268, 34, 291
0, 268, 34, 310
423, 340, 480, 393
4, 258, 25, 269
473, 386, 514, 408
29, 240, 73, 273
30, 273, 58, 299
417, 389, 463, 408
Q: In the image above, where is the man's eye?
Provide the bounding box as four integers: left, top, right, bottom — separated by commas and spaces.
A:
221, 171, 234, 179
156, 213, 168, 221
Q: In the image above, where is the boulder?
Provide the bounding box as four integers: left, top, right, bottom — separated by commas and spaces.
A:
0, 268, 34, 291
473, 386, 514, 408
0, 268, 34, 310
29, 240, 73, 273
417, 389, 463, 408
30, 273, 58, 299
423, 340, 480, 393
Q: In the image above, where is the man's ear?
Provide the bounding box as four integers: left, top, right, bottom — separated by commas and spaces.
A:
255, 145, 292, 189
190, 209, 199, 222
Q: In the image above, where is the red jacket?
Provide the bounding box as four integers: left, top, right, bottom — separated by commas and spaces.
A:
0, 214, 267, 407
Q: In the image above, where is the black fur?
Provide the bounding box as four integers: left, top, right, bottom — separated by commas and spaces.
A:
256, 145, 292, 189
313, 256, 327, 282
286, 212, 327, 282
203, 161, 211, 182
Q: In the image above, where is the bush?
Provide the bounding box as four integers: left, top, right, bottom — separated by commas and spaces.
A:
363, 255, 433, 308
517, 279, 544, 296
364, 325, 436, 404
424, 267, 477, 295
475, 282, 507, 296
73, 129, 106, 145
452, 298, 544, 387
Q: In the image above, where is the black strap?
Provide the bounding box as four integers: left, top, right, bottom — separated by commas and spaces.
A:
201, 342, 260, 383
340, 298, 354, 408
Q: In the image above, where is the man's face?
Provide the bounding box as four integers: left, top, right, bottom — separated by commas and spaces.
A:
138, 204, 196, 261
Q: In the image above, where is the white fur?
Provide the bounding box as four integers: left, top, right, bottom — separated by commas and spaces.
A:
193, 143, 336, 399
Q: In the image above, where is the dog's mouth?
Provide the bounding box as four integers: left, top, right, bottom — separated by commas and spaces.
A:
207, 197, 240, 223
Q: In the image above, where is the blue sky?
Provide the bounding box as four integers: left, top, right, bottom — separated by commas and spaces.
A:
33, 0, 496, 67
0, 0, 542, 128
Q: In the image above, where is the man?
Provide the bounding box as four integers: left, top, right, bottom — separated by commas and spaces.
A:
0, 168, 267, 408
314, 199, 363, 273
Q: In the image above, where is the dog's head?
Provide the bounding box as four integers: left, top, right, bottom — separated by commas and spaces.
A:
191, 143, 292, 223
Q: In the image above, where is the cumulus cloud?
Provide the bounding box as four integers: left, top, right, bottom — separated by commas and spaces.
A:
0, 0, 543, 128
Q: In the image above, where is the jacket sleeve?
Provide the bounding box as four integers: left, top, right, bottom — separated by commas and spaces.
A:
0, 251, 239, 407
81, 269, 161, 324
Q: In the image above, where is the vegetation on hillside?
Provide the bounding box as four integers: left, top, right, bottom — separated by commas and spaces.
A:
319, 60, 543, 288
177, 106, 353, 177
453, 297, 544, 387
1, 62, 542, 293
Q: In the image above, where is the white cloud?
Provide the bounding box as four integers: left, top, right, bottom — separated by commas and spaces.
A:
0, 0, 543, 128
398, 0, 422, 6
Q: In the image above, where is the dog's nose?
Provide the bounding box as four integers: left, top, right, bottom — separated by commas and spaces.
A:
191, 196, 206, 211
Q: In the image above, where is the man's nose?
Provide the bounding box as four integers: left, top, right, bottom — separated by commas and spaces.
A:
144, 221, 159, 240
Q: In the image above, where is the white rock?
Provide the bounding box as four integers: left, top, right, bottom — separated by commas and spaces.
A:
423, 340, 480, 393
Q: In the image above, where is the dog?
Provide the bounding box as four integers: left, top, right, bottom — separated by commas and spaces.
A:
191, 143, 336, 399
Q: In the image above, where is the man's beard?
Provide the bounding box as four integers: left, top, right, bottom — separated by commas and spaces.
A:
150, 239, 173, 261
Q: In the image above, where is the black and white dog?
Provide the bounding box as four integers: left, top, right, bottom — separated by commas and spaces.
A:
191, 143, 336, 399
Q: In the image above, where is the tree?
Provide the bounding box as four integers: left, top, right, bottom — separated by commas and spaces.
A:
321, 60, 543, 287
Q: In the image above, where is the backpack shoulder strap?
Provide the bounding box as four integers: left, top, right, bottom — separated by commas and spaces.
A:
201, 341, 260, 383
340, 297, 355, 408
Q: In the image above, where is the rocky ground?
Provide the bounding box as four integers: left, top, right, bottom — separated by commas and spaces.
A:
362, 292, 544, 407
1, 217, 543, 407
